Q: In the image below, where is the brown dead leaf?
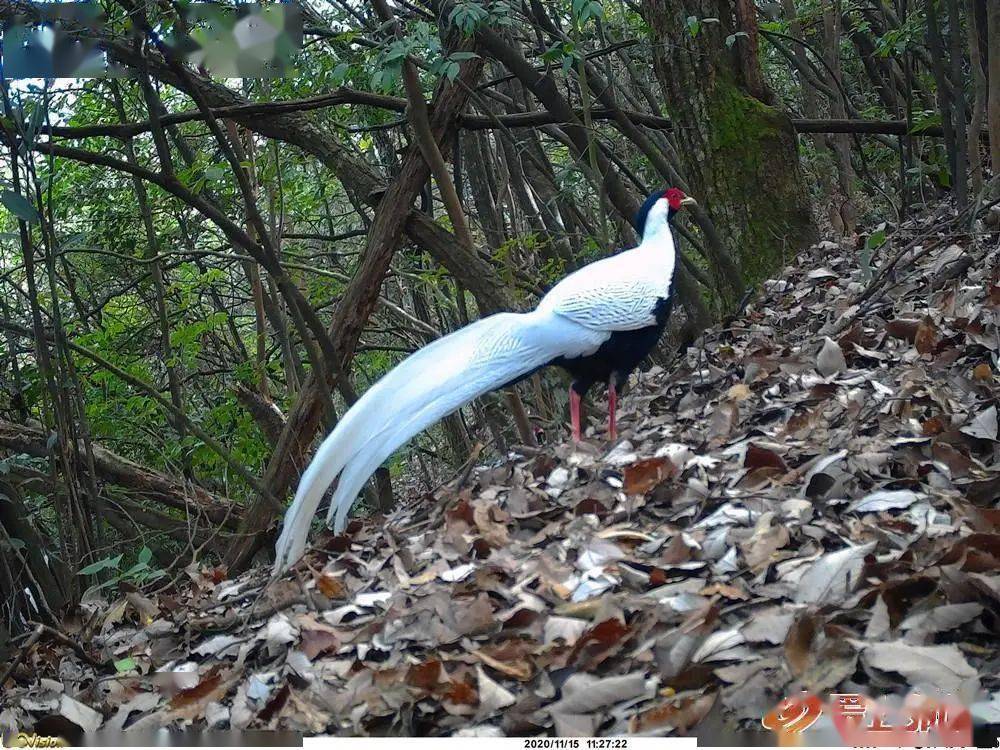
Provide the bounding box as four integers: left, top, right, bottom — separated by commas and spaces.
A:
569, 617, 630, 670
451, 593, 497, 636
938, 534, 1000, 572
783, 408, 818, 437
966, 505, 1000, 532
442, 679, 478, 706
784, 610, 820, 677
989, 282, 1000, 307
698, 582, 749, 600
965, 475, 1000, 506
406, 660, 444, 692
922, 416, 947, 435
574, 498, 609, 517
258, 683, 290, 722
300, 629, 339, 660
931, 441, 973, 477
473, 645, 534, 681
972, 363, 993, 381
744, 444, 788, 472
808, 382, 839, 401
473, 502, 511, 547
446, 496, 475, 529
623, 457, 675, 494
629, 692, 716, 733
915, 316, 939, 354
886, 318, 919, 343
169, 668, 223, 709
879, 576, 937, 627
314, 571, 346, 599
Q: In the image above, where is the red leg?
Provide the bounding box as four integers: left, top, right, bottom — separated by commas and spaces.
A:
569, 388, 582, 442
608, 381, 618, 441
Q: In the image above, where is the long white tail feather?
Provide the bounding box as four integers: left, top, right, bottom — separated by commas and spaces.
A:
273, 310, 605, 573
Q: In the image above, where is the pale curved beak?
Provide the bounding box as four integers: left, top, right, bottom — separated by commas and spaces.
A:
680, 196, 698, 207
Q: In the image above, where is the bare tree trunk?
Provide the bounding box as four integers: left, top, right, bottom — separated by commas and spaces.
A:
463, 131, 506, 250
643, 0, 817, 283
967, 0, 988, 193
844, 13, 903, 115
925, 0, 959, 195
987, 0, 1000, 180
947, 0, 969, 206
781, 0, 823, 120
823, 3, 854, 197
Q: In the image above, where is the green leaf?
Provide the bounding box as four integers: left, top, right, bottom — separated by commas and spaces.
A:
123, 561, 150, 578
79, 554, 123, 576
203, 165, 227, 181
448, 51, 479, 61
1, 189, 40, 223
540, 43, 563, 63
686, 15, 700, 37
138, 546, 153, 566
580, 1, 603, 23
114, 657, 137, 673
331, 61, 350, 83
865, 229, 887, 250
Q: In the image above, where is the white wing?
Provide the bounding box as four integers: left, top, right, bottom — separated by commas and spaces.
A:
537, 247, 673, 332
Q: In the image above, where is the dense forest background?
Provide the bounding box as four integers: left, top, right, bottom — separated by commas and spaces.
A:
0, 0, 997, 635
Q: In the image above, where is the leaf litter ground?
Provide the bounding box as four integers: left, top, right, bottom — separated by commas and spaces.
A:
2, 200, 1000, 740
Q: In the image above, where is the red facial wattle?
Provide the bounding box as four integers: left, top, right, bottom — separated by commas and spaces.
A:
664, 187, 686, 210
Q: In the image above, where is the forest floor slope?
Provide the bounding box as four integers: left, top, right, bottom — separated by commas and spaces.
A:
2, 199, 1000, 740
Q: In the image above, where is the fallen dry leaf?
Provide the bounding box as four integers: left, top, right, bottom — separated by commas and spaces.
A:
961, 405, 998, 441
548, 672, 648, 714
860, 641, 980, 701
623, 457, 674, 494
816, 337, 847, 375
972, 363, 993, 381
795, 543, 875, 604
914, 316, 939, 354
314, 571, 346, 599
629, 692, 716, 733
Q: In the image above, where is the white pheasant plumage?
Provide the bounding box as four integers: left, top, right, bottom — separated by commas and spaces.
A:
273, 187, 695, 574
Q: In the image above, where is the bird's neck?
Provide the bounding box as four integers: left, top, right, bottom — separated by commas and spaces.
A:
637, 218, 676, 257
